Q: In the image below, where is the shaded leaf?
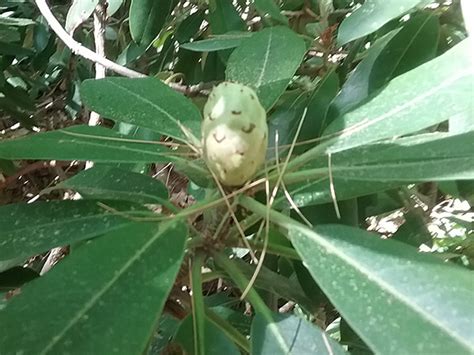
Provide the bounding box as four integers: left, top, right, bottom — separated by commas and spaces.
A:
181, 32, 252, 52
65, 0, 99, 34
174, 314, 240, 355
129, 0, 177, 47
254, 0, 289, 25
251, 313, 347, 354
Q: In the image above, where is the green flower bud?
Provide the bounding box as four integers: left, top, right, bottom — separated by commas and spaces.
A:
202, 82, 268, 186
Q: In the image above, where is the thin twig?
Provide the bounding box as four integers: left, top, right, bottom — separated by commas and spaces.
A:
34, 0, 214, 96
34, 0, 145, 78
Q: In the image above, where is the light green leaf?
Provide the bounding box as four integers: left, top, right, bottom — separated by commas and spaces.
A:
0, 125, 176, 163
251, 313, 347, 354
0, 200, 139, 261
0, 221, 187, 353
129, 0, 176, 47
181, 32, 252, 52
226, 26, 306, 109
254, 0, 289, 25
322, 39, 473, 154
290, 224, 474, 354
52, 166, 170, 206
65, 0, 99, 34
337, 0, 430, 45
80, 78, 201, 143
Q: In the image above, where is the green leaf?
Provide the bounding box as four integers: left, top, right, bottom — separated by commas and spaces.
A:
337, 0, 430, 45
325, 131, 474, 181
0, 221, 187, 353
330, 12, 439, 117
322, 39, 473, 154
80, 77, 201, 142
0, 125, 176, 163
129, 0, 177, 47
181, 32, 252, 52
174, 314, 240, 355
226, 26, 306, 109
289, 131, 474, 186
175, 10, 205, 44
290, 224, 474, 354
254, 0, 289, 25
52, 166, 170, 206
0, 200, 139, 262
251, 313, 347, 354
65, 0, 99, 34
208, 0, 245, 34
231, 258, 314, 311
0, 17, 35, 27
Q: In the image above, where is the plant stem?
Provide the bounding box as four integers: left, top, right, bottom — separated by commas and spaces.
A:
250, 241, 301, 260
190, 252, 206, 355
205, 307, 251, 354
212, 251, 292, 352
212, 252, 272, 318
239, 195, 296, 232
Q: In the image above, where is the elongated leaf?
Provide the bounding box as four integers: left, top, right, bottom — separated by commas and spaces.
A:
226, 26, 306, 109
65, 0, 99, 34
181, 32, 252, 52
331, 12, 439, 117
251, 313, 347, 354
286, 178, 402, 208
175, 314, 240, 355
290, 224, 474, 354
208, 0, 245, 34
80, 77, 201, 143
0, 221, 187, 353
232, 258, 313, 311
0, 200, 140, 262
327, 131, 474, 181
254, 0, 288, 25
337, 0, 429, 45
129, 0, 176, 46
53, 166, 169, 205
0, 125, 177, 163
322, 39, 473, 153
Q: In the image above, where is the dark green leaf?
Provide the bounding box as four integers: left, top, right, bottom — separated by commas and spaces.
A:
331, 12, 439, 118
251, 313, 347, 354
129, 0, 177, 46
322, 39, 473, 153
337, 0, 430, 45
208, 0, 245, 34
0, 125, 179, 163
0, 221, 187, 353
0, 200, 140, 261
53, 166, 170, 206
181, 32, 252, 52
254, 0, 289, 25
226, 26, 306, 109
174, 314, 240, 355
80, 77, 201, 143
